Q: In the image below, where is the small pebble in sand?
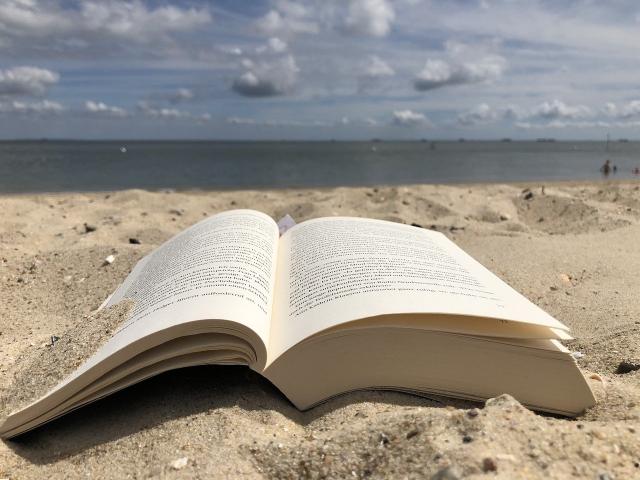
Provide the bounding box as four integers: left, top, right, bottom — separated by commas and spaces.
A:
83, 223, 97, 233
615, 361, 640, 375
571, 351, 585, 360
406, 429, 419, 439
103, 254, 115, 265
522, 189, 534, 200
169, 457, 189, 470
589, 373, 604, 383
410, 223, 423, 228
129, 238, 141, 245
431, 466, 461, 480
499, 213, 510, 221
169, 209, 184, 216
559, 273, 572, 285
482, 457, 498, 472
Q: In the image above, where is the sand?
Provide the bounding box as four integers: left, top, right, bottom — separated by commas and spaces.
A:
0, 182, 639, 479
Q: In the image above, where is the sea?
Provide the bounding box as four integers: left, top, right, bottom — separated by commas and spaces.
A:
1, 140, 638, 193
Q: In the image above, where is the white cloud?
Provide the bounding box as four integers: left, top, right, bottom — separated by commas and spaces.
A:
0, 66, 59, 97
85, 100, 128, 117
220, 46, 243, 56
268, 37, 288, 53
391, 109, 430, 127
457, 103, 525, 126
414, 56, 506, 91
137, 101, 187, 119
343, 0, 395, 37
457, 103, 498, 126
358, 55, 394, 92
602, 102, 618, 117
79, 1, 210, 39
530, 99, 592, 120
602, 100, 640, 119
232, 55, 299, 97
255, 37, 288, 54
515, 120, 613, 130
0, 99, 64, 115
0, 0, 212, 56
136, 100, 208, 121
165, 88, 194, 104
256, 4, 319, 37
226, 116, 330, 128
456, 100, 595, 127
363, 55, 394, 78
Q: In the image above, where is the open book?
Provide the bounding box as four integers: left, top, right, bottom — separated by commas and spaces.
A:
0, 210, 595, 438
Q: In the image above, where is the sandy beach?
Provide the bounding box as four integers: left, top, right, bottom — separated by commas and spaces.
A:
1, 181, 639, 479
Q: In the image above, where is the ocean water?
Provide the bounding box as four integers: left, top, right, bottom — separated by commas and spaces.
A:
0, 140, 638, 193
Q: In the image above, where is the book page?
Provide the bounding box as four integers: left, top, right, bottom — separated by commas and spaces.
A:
268, 216, 568, 362
61, 209, 278, 386
107, 209, 279, 348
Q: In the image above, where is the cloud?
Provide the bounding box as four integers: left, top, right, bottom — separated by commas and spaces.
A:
530, 99, 591, 120
136, 101, 209, 121
85, 100, 128, 117
457, 103, 498, 126
165, 88, 195, 104
343, 0, 395, 37
515, 120, 613, 130
267, 37, 288, 53
457, 103, 525, 126
220, 46, 243, 56
456, 101, 592, 127
0, 66, 59, 97
226, 116, 331, 128
256, 2, 319, 37
232, 55, 299, 97
255, 37, 288, 54
0, 0, 212, 57
602, 100, 640, 119
391, 109, 430, 127
0, 99, 64, 115
414, 56, 506, 91
358, 55, 394, 92
362, 55, 394, 78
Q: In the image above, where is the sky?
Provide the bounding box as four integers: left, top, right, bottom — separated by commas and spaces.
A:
1, 0, 640, 140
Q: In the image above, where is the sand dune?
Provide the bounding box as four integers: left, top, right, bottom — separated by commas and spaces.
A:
1, 181, 639, 479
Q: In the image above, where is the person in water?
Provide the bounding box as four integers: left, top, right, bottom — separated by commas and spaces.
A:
600, 159, 612, 175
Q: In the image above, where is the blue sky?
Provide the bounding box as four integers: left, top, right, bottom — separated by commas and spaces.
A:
1, 0, 640, 140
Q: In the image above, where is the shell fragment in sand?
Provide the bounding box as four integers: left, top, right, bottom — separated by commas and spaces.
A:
169, 457, 189, 470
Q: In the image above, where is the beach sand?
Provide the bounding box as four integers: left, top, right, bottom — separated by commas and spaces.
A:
1, 181, 639, 479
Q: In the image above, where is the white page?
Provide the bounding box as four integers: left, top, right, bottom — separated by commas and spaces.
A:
49, 210, 279, 395
269, 216, 568, 363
